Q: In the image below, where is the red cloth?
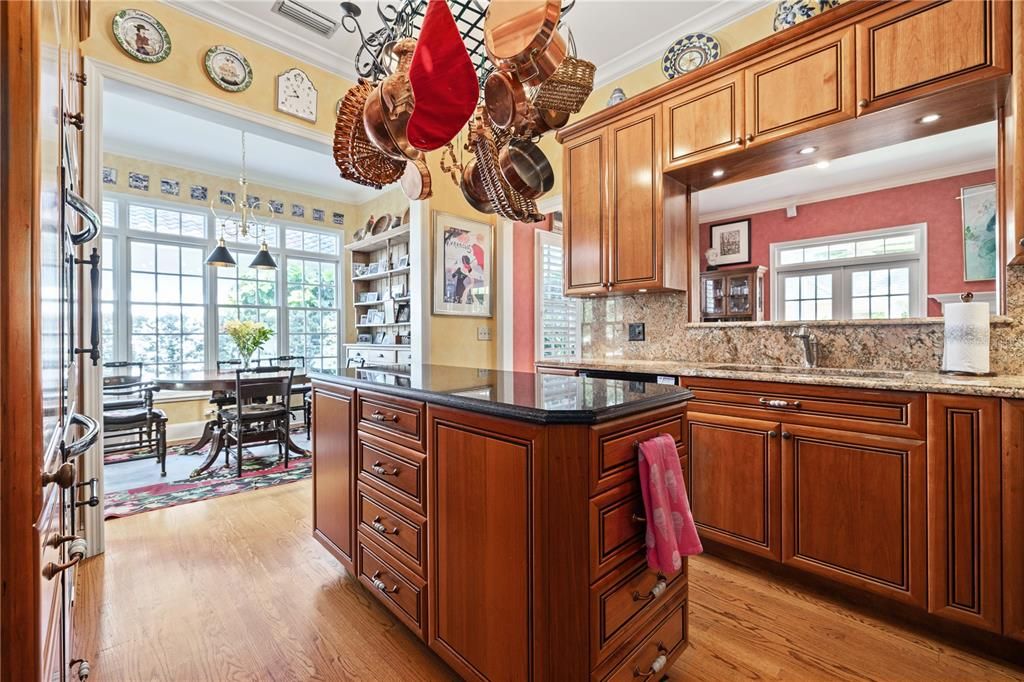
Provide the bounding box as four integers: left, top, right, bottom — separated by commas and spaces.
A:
638, 434, 702, 574
407, 0, 479, 151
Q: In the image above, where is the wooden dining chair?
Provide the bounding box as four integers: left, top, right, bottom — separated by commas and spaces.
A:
259, 355, 311, 435
101, 364, 167, 476
220, 366, 295, 478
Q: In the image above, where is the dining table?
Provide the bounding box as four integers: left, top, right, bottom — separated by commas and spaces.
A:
152, 368, 310, 478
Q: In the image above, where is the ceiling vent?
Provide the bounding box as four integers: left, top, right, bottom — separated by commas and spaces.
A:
271, 0, 340, 38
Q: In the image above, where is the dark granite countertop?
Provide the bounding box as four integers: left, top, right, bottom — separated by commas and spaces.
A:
309, 364, 692, 424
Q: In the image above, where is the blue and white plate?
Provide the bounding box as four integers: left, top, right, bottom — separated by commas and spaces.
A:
662, 32, 721, 80
773, 0, 840, 32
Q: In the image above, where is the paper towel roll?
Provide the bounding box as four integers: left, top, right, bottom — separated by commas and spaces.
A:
943, 301, 990, 374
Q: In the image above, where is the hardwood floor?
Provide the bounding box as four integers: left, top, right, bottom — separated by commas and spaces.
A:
75, 481, 1024, 681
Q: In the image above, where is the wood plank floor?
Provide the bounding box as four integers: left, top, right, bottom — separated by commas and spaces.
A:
75, 481, 1024, 681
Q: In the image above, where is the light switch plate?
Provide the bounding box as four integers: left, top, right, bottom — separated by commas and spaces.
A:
628, 323, 645, 342
477, 326, 492, 341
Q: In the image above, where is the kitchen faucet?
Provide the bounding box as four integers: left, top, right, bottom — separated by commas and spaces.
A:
790, 325, 819, 368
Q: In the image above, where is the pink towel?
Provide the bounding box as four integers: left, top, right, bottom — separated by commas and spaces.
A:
638, 434, 702, 574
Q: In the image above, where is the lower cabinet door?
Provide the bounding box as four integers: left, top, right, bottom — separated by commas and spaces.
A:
781, 425, 927, 607
687, 412, 781, 560
1003, 399, 1024, 641
927, 394, 1001, 632
312, 386, 354, 567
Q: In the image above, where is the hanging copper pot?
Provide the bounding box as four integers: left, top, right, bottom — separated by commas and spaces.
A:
498, 137, 553, 200
484, 70, 532, 134
363, 38, 422, 161
333, 80, 405, 189
400, 157, 433, 201
484, 0, 566, 87
461, 158, 495, 214
528, 105, 570, 135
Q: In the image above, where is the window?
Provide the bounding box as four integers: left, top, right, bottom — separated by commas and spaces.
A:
101, 194, 344, 376
536, 231, 580, 360
772, 224, 925, 321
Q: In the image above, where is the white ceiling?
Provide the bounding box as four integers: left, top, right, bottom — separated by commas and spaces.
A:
102, 81, 381, 203
697, 122, 999, 221
163, 0, 768, 85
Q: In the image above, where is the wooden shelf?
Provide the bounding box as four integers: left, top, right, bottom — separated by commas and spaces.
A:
345, 224, 410, 253
352, 266, 411, 283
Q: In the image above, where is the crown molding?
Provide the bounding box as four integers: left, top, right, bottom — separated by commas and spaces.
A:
593, 0, 771, 87
161, 0, 359, 81
697, 159, 996, 223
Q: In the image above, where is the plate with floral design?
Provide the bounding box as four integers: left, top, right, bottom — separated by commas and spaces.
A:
773, 0, 840, 32
112, 9, 171, 63
662, 32, 721, 79
205, 45, 253, 92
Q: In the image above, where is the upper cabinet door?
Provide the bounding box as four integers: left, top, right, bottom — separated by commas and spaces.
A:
608, 107, 661, 291
744, 26, 856, 146
856, 0, 1010, 114
663, 72, 744, 171
564, 130, 609, 295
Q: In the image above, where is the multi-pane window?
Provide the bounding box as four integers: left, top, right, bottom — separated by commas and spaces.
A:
129, 204, 206, 238
287, 258, 339, 370
772, 224, 925, 321
217, 256, 279, 362
536, 231, 580, 360
100, 236, 117, 364
286, 226, 339, 256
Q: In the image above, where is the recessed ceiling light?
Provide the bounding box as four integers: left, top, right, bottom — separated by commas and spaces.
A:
815, 160, 830, 169
712, 169, 725, 178
919, 113, 941, 124
798, 146, 818, 155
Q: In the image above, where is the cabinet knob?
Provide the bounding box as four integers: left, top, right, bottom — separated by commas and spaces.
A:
782, 431, 792, 440
65, 111, 84, 130
735, 137, 743, 145
858, 98, 869, 108
72, 72, 88, 86
768, 430, 778, 438
42, 462, 75, 489
745, 133, 754, 143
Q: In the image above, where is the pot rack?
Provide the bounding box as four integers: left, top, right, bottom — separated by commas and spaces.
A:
340, 0, 577, 87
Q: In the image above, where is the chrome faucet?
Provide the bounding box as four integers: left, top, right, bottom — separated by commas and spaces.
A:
790, 325, 819, 368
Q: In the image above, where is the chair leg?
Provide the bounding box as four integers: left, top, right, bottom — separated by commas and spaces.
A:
159, 421, 167, 477
304, 401, 311, 439
282, 418, 289, 468
237, 428, 244, 478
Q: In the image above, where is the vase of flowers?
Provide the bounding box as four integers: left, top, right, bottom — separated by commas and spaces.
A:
223, 320, 273, 369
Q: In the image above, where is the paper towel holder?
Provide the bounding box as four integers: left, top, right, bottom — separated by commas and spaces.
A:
939, 291, 996, 377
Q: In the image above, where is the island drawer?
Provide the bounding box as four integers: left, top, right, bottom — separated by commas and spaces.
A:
357, 534, 426, 640
357, 390, 426, 452
682, 378, 925, 439
357, 432, 426, 514
590, 556, 687, 667
357, 484, 426, 576
590, 405, 687, 495
592, 598, 689, 682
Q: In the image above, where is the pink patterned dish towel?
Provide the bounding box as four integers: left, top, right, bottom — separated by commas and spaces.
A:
638, 434, 703, 574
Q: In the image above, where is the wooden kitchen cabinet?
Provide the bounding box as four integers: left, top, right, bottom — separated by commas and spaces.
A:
687, 412, 781, 560
564, 129, 608, 295
781, 425, 927, 607
1002, 399, 1024, 641
744, 26, 856, 146
663, 72, 744, 170
926, 395, 1002, 632
312, 385, 355, 570
856, 0, 1010, 114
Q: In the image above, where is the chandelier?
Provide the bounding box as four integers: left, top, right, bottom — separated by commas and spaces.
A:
205, 131, 277, 270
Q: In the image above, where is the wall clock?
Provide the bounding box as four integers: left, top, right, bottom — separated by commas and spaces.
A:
276, 68, 318, 122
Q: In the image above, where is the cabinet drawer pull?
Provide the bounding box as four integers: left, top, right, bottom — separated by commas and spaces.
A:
42, 538, 88, 580
632, 575, 668, 602
371, 410, 399, 423
632, 643, 669, 680
758, 397, 801, 409
46, 533, 79, 549
371, 515, 399, 535
75, 477, 100, 508
371, 461, 399, 476
42, 462, 76, 489
370, 570, 399, 593
631, 512, 647, 524
71, 657, 91, 681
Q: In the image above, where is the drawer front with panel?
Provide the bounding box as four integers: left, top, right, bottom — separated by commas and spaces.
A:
357, 432, 426, 515
357, 534, 427, 640
397, 350, 413, 364
590, 406, 687, 494
663, 72, 744, 170
365, 349, 398, 365
357, 484, 426, 576
593, 598, 689, 682
357, 390, 426, 452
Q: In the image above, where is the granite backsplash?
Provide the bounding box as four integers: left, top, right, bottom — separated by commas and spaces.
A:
580, 266, 1024, 375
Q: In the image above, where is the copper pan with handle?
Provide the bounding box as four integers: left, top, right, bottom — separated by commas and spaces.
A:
363, 38, 422, 161
498, 137, 553, 200
484, 0, 566, 88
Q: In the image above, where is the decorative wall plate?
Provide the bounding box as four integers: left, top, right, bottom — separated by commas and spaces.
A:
662, 32, 720, 79
773, 0, 840, 32
112, 9, 171, 63
204, 45, 253, 92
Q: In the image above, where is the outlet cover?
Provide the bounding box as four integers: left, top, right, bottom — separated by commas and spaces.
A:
477, 326, 492, 341
628, 323, 645, 341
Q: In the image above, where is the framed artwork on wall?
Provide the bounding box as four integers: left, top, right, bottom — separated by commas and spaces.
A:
432, 211, 493, 318
709, 219, 751, 266
961, 182, 997, 282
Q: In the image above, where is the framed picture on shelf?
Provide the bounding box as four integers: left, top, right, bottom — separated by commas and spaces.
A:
396, 302, 410, 323
366, 262, 380, 275
364, 291, 380, 303
373, 331, 387, 344
390, 283, 406, 299
432, 211, 493, 317
709, 219, 751, 266
353, 263, 367, 278
367, 309, 385, 325
397, 254, 410, 269
357, 333, 372, 343
377, 257, 391, 272
359, 314, 369, 325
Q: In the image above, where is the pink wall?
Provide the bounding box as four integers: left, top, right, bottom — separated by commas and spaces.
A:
512, 215, 552, 372
699, 170, 996, 319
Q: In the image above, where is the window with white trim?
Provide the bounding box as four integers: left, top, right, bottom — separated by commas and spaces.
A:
772, 224, 926, 321
536, 230, 580, 360
216, 256, 280, 363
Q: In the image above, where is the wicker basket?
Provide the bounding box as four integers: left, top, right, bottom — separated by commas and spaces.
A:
530, 55, 595, 114
469, 109, 544, 223
333, 81, 405, 189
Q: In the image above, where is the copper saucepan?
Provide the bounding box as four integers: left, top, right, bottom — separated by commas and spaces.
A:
461, 159, 495, 214
401, 157, 432, 200
484, 0, 565, 87
498, 137, 554, 200
363, 38, 422, 161
484, 70, 532, 134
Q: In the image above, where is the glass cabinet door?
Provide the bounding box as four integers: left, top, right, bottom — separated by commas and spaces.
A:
727, 274, 752, 314
702, 276, 725, 315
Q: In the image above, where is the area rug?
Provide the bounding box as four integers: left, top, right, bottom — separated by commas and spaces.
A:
104, 448, 311, 519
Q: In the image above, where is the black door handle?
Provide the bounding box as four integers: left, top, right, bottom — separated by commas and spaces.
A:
74, 247, 101, 365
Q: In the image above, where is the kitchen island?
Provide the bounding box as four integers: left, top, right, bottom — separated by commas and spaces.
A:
309, 365, 694, 681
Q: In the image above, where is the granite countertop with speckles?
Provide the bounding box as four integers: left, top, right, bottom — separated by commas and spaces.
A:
538, 358, 1024, 399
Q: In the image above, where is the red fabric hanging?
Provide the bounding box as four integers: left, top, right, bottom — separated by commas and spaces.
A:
407, 0, 479, 152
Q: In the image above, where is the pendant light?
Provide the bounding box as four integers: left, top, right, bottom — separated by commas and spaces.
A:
205, 238, 237, 267
249, 241, 277, 270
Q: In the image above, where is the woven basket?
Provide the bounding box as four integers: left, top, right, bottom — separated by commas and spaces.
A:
469, 109, 544, 223
333, 82, 405, 189
530, 55, 595, 114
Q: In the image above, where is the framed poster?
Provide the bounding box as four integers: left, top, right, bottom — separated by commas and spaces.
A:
961, 182, 997, 281
432, 211, 493, 317
709, 219, 751, 266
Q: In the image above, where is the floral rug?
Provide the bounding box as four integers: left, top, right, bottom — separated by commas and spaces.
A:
104, 445, 311, 519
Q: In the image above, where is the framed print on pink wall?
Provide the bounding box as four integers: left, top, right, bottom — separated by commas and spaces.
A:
709, 219, 751, 266
432, 211, 493, 317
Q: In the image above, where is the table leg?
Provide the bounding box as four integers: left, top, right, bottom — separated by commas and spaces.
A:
286, 431, 310, 457
190, 426, 225, 478
185, 419, 216, 454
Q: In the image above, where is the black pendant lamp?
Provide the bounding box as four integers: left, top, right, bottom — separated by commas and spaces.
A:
205, 238, 237, 267
249, 241, 277, 270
